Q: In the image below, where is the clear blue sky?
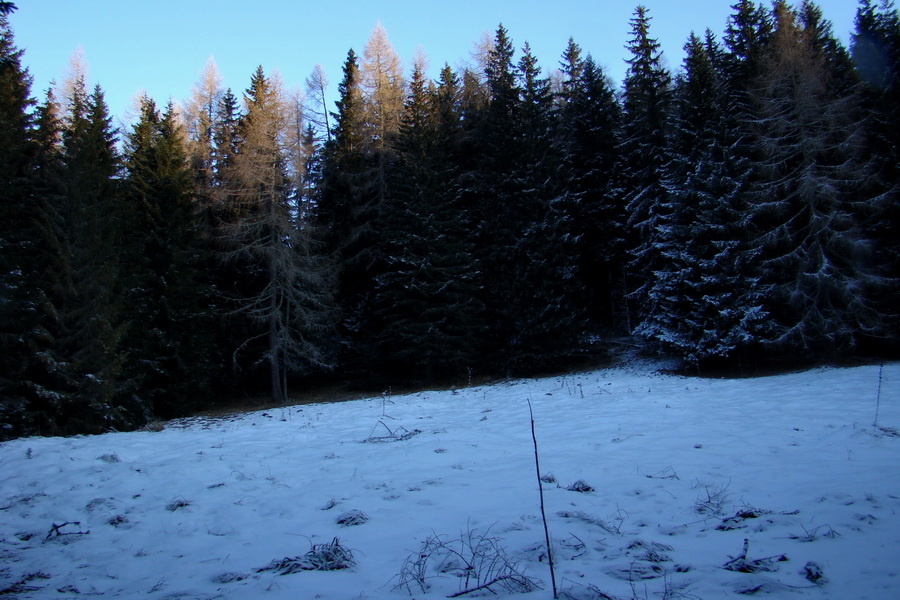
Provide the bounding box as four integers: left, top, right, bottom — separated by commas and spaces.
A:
11, 0, 859, 127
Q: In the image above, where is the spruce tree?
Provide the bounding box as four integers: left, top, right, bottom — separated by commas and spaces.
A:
120, 97, 218, 417
0, 13, 36, 437
555, 45, 624, 331
44, 80, 139, 433
637, 31, 768, 364
317, 49, 383, 375
504, 42, 583, 371
468, 24, 523, 370
852, 0, 900, 345
370, 61, 482, 380
748, 1, 876, 355
618, 5, 672, 334
466, 27, 584, 372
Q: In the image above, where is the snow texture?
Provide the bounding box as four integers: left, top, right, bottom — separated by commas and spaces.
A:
1, 362, 899, 598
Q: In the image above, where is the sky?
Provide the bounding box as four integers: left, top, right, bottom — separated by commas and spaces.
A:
10, 0, 860, 128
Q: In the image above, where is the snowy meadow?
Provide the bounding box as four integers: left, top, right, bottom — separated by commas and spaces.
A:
1, 363, 898, 599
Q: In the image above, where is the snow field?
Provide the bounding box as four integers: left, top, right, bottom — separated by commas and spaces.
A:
1, 363, 899, 598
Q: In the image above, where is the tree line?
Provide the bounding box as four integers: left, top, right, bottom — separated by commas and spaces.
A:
1, 0, 898, 438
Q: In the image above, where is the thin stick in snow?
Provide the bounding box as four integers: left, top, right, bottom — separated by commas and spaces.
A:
874, 363, 884, 428
528, 397, 558, 599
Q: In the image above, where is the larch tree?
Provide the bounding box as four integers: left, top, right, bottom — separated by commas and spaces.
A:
182, 56, 224, 192
226, 66, 331, 404
304, 63, 331, 143
361, 21, 405, 151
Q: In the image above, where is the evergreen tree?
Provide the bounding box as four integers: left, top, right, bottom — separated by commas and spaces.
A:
466, 26, 584, 372
723, 0, 773, 87
120, 97, 218, 417
555, 44, 624, 331
618, 5, 672, 333
505, 42, 584, 371
17, 90, 70, 432
371, 61, 482, 380
0, 13, 37, 437
467, 24, 522, 370
317, 49, 383, 374
748, 1, 876, 355
41, 79, 140, 433
852, 0, 900, 344
637, 31, 768, 364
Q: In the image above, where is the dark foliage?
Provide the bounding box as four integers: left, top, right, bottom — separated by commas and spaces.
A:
1, 1, 897, 437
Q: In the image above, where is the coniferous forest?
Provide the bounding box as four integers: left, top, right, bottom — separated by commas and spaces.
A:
1, 1, 898, 438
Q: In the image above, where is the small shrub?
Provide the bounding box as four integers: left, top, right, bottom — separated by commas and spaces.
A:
692, 482, 730, 516
567, 480, 594, 493
397, 526, 541, 596
165, 498, 191, 511
336, 509, 368, 526
258, 537, 355, 574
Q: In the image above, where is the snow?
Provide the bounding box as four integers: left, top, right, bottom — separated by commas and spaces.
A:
2, 362, 899, 599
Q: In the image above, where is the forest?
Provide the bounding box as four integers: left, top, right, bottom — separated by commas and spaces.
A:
1, 0, 898, 439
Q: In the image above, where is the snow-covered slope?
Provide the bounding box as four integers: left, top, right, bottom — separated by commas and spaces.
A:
2, 363, 898, 599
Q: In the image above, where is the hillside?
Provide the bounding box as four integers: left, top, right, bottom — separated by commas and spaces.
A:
1, 363, 898, 599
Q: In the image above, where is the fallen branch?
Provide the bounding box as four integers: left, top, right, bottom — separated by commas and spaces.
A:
723, 538, 787, 573
45, 521, 89, 541
448, 574, 521, 598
